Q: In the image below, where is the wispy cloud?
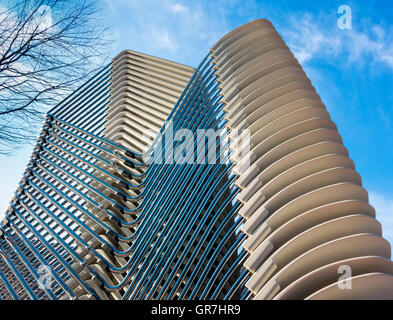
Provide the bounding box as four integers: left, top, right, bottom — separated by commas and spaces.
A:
171, 3, 189, 13
99, 0, 229, 65
282, 12, 393, 70
369, 191, 393, 244
103, 0, 393, 71
147, 28, 178, 52
282, 13, 341, 64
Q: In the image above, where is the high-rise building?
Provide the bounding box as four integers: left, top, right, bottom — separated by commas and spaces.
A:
1, 19, 393, 300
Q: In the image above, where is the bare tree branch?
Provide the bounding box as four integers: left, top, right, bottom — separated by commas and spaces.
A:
0, 0, 111, 155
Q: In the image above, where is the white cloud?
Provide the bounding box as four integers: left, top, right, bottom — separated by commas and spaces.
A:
101, 2, 393, 71
171, 3, 189, 13
147, 28, 178, 52
283, 14, 341, 64
282, 13, 393, 70
35, 5, 53, 32
100, 0, 228, 65
0, 4, 54, 57
369, 191, 393, 244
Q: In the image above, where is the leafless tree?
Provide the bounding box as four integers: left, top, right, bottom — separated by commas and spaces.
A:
0, 0, 110, 154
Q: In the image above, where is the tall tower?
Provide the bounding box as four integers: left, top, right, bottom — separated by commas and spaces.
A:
1, 19, 393, 300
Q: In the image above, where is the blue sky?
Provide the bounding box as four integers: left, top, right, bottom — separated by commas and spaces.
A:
0, 0, 392, 243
